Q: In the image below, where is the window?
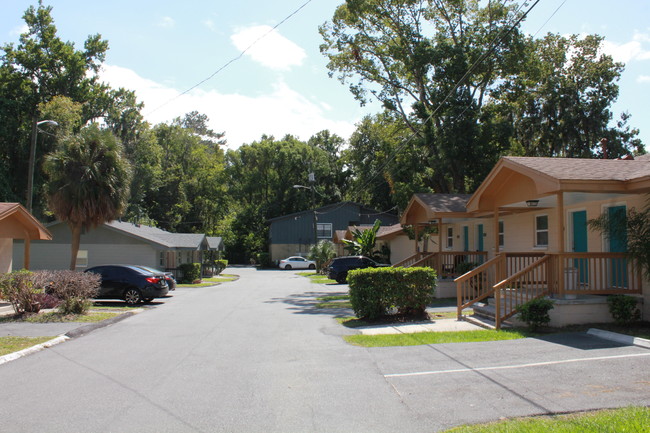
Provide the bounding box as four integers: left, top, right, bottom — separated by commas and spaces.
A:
159, 251, 165, 267
446, 227, 453, 249
535, 215, 549, 247
498, 220, 504, 248
76, 250, 88, 268
317, 223, 332, 239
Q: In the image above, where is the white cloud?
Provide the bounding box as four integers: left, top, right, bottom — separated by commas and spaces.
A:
600, 32, 650, 63
158, 17, 175, 28
10, 24, 28, 36
230, 25, 306, 70
638, 75, 650, 83
203, 19, 216, 32
100, 65, 355, 149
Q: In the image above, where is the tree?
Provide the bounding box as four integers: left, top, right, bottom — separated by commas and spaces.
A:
493, 33, 644, 157
308, 240, 337, 272
0, 2, 109, 214
44, 124, 131, 269
320, 0, 525, 193
342, 219, 382, 257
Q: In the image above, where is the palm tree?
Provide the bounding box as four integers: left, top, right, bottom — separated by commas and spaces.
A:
44, 124, 132, 269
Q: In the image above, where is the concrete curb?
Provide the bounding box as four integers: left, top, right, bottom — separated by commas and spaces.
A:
0, 308, 143, 366
587, 328, 650, 349
0, 335, 69, 366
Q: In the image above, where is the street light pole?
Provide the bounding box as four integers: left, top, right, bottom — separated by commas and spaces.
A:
26, 119, 58, 213
293, 182, 318, 247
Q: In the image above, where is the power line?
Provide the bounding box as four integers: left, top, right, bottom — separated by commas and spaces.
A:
350, 0, 542, 204
144, 0, 314, 117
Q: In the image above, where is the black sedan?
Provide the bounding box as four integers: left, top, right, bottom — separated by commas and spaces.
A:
85, 265, 169, 305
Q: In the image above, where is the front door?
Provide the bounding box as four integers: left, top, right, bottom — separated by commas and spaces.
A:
571, 210, 588, 285
608, 205, 628, 287
463, 226, 469, 252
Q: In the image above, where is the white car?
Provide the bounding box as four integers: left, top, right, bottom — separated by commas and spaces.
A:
279, 256, 316, 270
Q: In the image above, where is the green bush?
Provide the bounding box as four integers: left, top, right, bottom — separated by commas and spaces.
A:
607, 295, 641, 324
214, 259, 228, 275
517, 298, 555, 330
256, 252, 273, 268
348, 267, 436, 320
179, 263, 202, 283
40, 270, 100, 315
0, 269, 49, 314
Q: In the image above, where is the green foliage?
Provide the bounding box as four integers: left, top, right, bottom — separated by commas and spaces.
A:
455, 262, 478, 276
308, 240, 337, 272
607, 295, 641, 325
44, 124, 132, 269
589, 199, 650, 280
40, 270, 100, 315
178, 263, 202, 284
517, 298, 555, 330
342, 219, 381, 257
0, 270, 48, 314
214, 260, 228, 275
348, 267, 436, 320
256, 252, 273, 268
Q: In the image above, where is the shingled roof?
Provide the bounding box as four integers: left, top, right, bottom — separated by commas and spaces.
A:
505, 156, 650, 182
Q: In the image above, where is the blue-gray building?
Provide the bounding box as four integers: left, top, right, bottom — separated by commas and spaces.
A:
268, 202, 398, 261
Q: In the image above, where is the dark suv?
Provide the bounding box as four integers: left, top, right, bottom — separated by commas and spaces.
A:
326, 256, 388, 284
85, 265, 169, 305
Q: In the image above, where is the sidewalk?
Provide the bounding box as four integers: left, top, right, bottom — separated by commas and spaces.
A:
356, 318, 484, 335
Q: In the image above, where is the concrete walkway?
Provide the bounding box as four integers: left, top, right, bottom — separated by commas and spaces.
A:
357, 318, 483, 335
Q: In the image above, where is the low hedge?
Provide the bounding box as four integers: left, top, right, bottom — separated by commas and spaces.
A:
348, 267, 437, 320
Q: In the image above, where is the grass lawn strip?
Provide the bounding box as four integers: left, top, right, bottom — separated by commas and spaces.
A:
345, 329, 529, 347
177, 274, 238, 288
442, 406, 650, 433
298, 272, 337, 284
0, 309, 126, 324
0, 336, 57, 357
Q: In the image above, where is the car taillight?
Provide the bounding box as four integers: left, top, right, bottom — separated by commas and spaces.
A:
146, 277, 161, 284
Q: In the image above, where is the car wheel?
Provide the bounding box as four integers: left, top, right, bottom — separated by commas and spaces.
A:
308, 264, 316, 270
336, 273, 347, 284
124, 288, 142, 305
285, 264, 292, 270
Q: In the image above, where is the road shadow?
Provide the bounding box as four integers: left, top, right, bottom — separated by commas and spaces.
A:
265, 290, 353, 317
530, 331, 629, 350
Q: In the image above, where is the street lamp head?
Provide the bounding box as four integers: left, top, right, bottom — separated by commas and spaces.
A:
293, 184, 308, 189
37, 120, 58, 127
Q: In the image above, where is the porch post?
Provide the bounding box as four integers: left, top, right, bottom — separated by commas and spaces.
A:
437, 219, 443, 253
493, 207, 499, 255
24, 238, 31, 270
414, 223, 420, 259
557, 192, 565, 296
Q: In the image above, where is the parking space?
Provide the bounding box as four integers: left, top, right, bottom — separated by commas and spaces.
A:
367, 332, 650, 430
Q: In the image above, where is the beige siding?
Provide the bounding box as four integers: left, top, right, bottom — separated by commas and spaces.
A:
387, 235, 413, 265
13, 243, 159, 270
0, 238, 12, 272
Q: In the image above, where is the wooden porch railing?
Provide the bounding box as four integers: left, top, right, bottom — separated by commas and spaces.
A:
549, 253, 643, 296
396, 251, 489, 278
493, 255, 551, 328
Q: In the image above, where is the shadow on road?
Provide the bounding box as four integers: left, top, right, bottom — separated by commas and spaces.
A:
265, 291, 352, 317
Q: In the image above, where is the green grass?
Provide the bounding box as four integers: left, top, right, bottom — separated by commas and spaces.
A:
443, 406, 650, 433
0, 336, 56, 356
315, 294, 352, 309
177, 273, 238, 287
345, 329, 530, 347
298, 272, 337, 284
0, 310, 120, 323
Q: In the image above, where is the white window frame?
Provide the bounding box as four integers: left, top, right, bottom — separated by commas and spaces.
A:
534, 214, 549, 248
446, 227, 453, 249
317, 223, 332, 239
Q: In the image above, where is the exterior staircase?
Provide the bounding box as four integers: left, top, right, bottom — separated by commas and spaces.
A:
465, 290, 540, 329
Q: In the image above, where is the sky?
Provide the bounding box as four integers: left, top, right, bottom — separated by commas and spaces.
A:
1, 0, 649, 149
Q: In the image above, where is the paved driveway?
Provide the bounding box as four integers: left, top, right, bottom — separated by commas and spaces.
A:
0, 268, 648, 433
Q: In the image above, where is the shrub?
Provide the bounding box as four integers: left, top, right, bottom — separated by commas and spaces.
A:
40, 270, 100, 315
517, 298, 555, 330
348, 267, 436, 320
34, 293, 61, 309
0, 269, 49, 314
179, 263, 202, 283
214, 259, 228, 275
607, 295, 641, 324
256, 252, 273, 268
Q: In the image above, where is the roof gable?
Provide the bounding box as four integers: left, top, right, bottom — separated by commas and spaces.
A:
0, 203, 51, 240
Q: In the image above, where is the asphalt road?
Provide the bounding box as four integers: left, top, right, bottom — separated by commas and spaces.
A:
0, 268, 649, 433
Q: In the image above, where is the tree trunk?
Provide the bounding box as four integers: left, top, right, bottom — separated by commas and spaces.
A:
69, 222, 82, 270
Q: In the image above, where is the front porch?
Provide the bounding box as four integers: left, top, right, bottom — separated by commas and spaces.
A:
456, 251, 643, 329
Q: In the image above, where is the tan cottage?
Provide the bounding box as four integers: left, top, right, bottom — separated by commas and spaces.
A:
0, 203, 51, 273
401, 156, 650, 328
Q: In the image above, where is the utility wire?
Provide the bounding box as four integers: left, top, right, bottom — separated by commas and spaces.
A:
145, 0, 314, 116
350, 0, 542, 204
